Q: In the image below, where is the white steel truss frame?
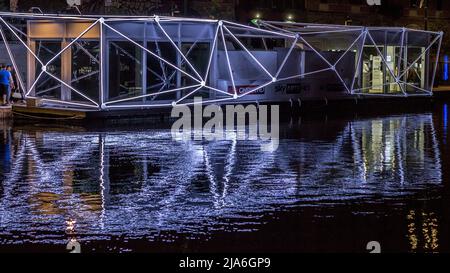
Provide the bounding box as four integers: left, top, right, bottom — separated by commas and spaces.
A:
0, 12, 443, 110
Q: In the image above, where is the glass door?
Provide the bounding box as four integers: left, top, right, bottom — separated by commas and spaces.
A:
33, 40, 62, 100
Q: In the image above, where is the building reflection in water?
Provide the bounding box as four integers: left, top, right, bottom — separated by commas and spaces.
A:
0, 113, 443, 250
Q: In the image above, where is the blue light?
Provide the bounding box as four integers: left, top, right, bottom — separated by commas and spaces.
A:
444, 104, 448, 131
444, 55, 449, 81
444, 104, 448, 145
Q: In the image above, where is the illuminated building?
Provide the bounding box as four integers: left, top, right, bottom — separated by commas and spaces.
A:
0, 12, 443, 110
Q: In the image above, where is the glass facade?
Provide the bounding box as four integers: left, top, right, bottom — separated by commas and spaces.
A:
34, 41, 62, 100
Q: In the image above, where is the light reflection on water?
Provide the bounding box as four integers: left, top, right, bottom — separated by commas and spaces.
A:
0, 113, 444, 248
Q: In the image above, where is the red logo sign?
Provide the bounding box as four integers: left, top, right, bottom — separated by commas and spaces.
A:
228, 85, 265, 95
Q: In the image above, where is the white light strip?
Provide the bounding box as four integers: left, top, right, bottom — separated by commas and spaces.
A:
106, 96, 235, 108
100, 19, 104, 107
397, 34, 441, 79
74, 41, 100, 64
102, 18, 155, 22
430, 33, 443, 92
153, 39, 167, 80
219, 23, 237, 97
45, 71, 99, 107
25, 19, 101, 105
101, 16, 218, 23
103, 21, 201, 84
0, 12, 441, 108
398, 28, 406, 77
333, 69, 351, 94
175, 86, 204, 104
401, 27, 442, 35
155, 19, 203, 81
275, 37, 298, 78
41, 98, 100, 108
157, 17, 219, 23
399, 81, 433, 95
46, 19, 100, 66
238, 80, 273, 98
35, 84, 60, 95
366, 32, 405, 94
106, 103, 174, 108
0, 11, 439, 34
223, 25, 274, 79
146, 82, 164, 90
35, 70, 100, 95
105, 84, 201, 105
333, 30, 365, 66
0, 11, 99, 20
276, 68, 332, 82
257, 21, 297, 36
26, 71, 44, 97
8, 22, 27, 37
260, 21, 365, 36
204, 25, 220, 81
291, 28, 365, 36
350, 30, 367, 93
264, 20, 361, 29
111, 41, 165, 82
352, 82, 402, 93
0, 17, 44, 66
0, 24, 26, 95
223, 20, 296, 39
179, 97, 235, 106
205, 85, 235, 97
156, 25, 210, 83
297, 35, 333, 67
357, 93, 413, 97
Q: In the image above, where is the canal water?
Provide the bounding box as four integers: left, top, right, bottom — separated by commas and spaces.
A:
0, 104, 449, 253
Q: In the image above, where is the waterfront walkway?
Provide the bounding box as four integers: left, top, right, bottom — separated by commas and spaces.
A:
0, 105, 12, 119
433, 85, 450, 92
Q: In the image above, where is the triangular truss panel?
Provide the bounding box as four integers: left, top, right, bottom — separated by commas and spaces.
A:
400, 30, 441, 95
0, 16, 100, 108
70, 40, 101, 103
334, 31, 366, 94
0, 17, 28, 96
260, 21, 366, 94
33, 40, 64, 100
352, 29, 405, 95
154, 21, 206, 85
216, 21, 293, 98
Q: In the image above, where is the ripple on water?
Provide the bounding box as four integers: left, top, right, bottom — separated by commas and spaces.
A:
0, 113, 443, 244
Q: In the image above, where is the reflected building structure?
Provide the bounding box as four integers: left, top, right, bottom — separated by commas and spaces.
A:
0, 113, 444, 251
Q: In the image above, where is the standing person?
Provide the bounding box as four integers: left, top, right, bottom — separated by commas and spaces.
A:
10, 67, 24, 103
0, 65, 15, 106
0, 65, 5, 105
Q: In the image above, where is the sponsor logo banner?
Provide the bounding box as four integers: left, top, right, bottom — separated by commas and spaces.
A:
228, 85, 265, 95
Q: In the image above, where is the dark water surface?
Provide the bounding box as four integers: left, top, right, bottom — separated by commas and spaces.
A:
1, 104, 449, 253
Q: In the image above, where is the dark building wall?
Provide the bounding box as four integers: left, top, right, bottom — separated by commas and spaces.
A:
235, 0, 450, 28
235, 0, 450, 57
187, 0, 235, 19
8, 0, 448, 29
5, 1, 449, 54
102, 0, 179, 15
8, 0, 180, 15
8, 0, 234, 17
11, 0, 68, 12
